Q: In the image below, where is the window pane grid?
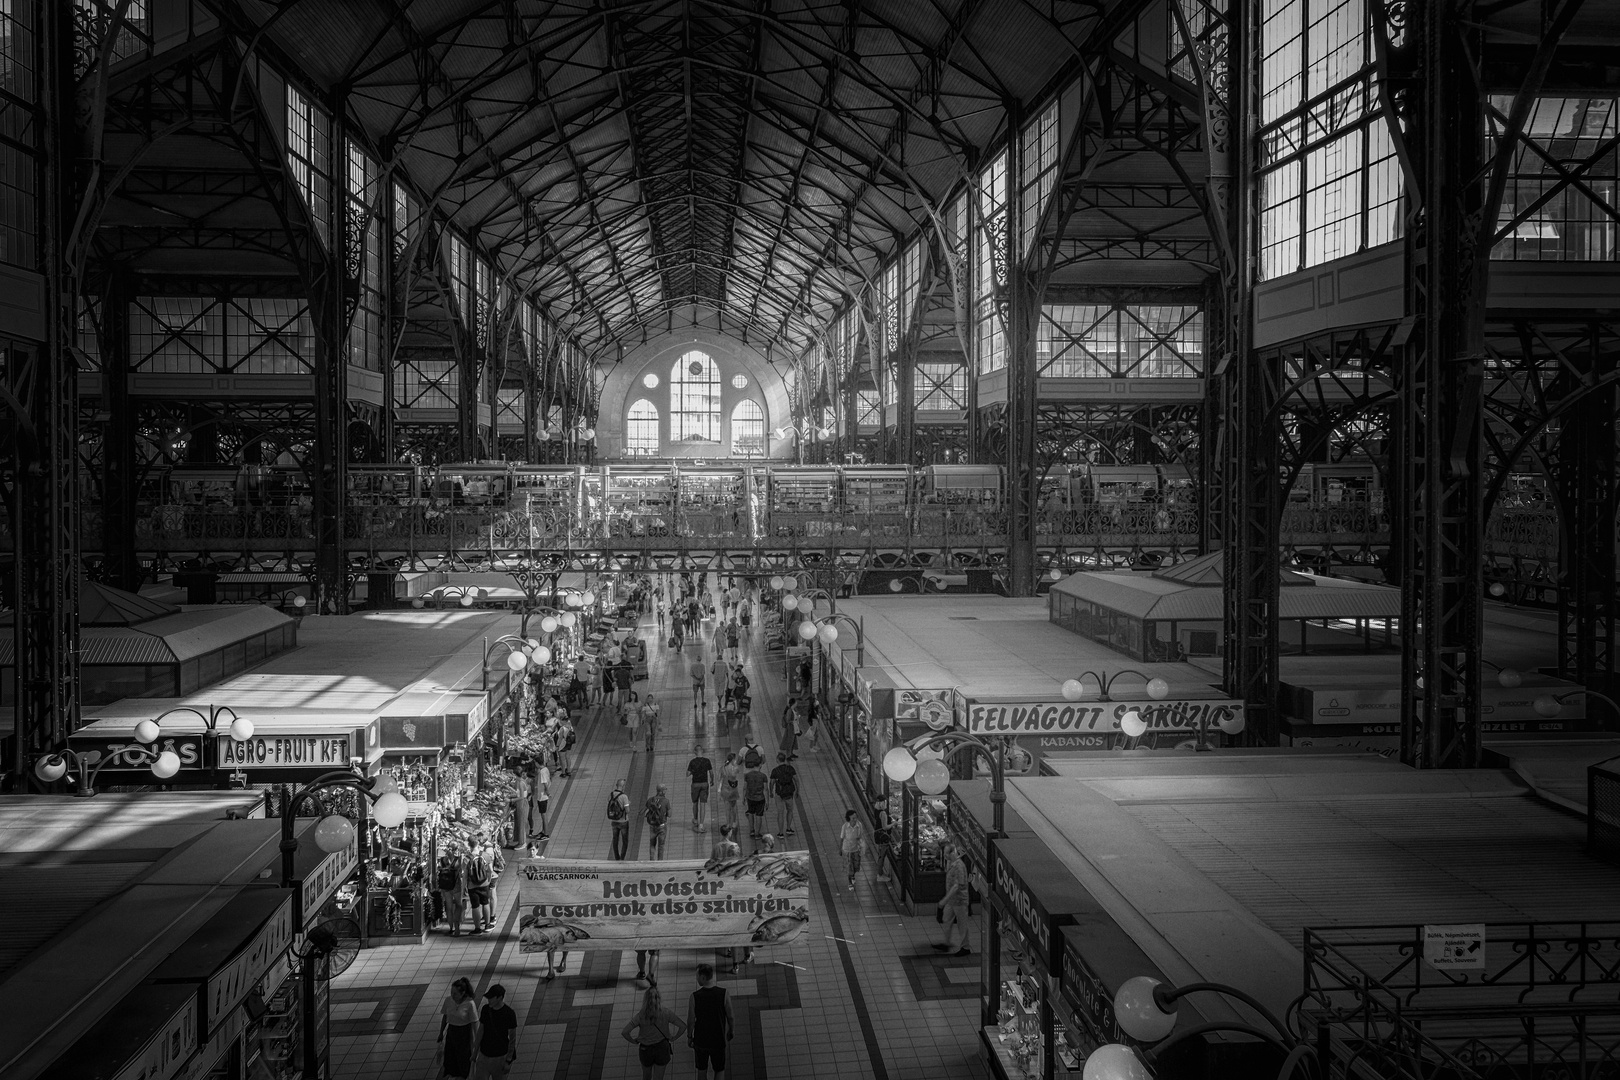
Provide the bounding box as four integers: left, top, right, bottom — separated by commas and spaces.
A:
731, 399, 765, 456
670, 351, 720, 442
1037, 305, 1202, 378
915, 362, 966, 410
1491, 95, 1620, 262
285, 84, 330, 248
626, 399, 659, 456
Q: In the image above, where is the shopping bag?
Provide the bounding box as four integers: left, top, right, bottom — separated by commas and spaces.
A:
668, 636, 677, 648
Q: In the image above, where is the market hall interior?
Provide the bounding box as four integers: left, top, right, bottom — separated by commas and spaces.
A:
5, 1, 1620, 1079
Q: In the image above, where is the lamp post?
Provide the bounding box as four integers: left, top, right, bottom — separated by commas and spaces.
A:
1085, 976, 1312, 1080
483, 634, 551, 692
32, 704, 256, 794
795, 612, 865, 667
883, 728, 1006, 1027
277, 769, 407, 1080
1531, 687, 1620, 725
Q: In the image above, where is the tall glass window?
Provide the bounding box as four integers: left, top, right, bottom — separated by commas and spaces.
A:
1257, 0, 1402, 280
669, 351, 720, 441
1492, 96, 1620, 262
286, 83, 331, 248
0, 0, 37, 269
731, 400, 765, 456
626, 399, 659, 456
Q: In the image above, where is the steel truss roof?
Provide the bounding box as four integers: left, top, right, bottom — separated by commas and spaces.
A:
231, 0, 1118, 354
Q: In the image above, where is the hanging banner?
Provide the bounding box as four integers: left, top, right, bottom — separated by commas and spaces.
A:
964, 699, 1244, 736
518, 854, 811, 952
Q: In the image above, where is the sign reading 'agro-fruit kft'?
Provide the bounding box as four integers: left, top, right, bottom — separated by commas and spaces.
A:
965, 699, 1244, 736
218, 735, 353, 768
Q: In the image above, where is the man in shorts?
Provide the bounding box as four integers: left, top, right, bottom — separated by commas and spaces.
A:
687, 744, 713, 832
769, 752, 797, 838
742, 756, 769, 840
470, 984, 518, 1078
933, 841, 974, 956
687, 962, 734, 1079
645, 784, 672, 860
690, 652, 707, 710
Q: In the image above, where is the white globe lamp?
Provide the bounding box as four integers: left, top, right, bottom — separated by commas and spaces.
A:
228, 716, 255, 742
1496, 668, 1522, 688
817, 623, 839, 645
781, 592, 798, 610
560, 612, 577, 628
34, 755, 68, 783
1533, 695, 1562, 718
913, 757, 951, 796
1145, 677, 1170, 700
1113, 976, 1177, 1041
151, 750, 182, 779
531, 645, 551, 665
506, 651, 528, 672
459, 593, 475, 608
797, 621, 818, 641
372, 792, 409, 829
313, 815, 355, 853
540, 616, 559, 633
770, 576, 784, 590
1120, 710, 1147, 738
1217, 710, 1246, 735
882, 747, 918, 783
1061, 679, 1087, 702
134, 719, 161, 745
1083, 1044, 1152, 1080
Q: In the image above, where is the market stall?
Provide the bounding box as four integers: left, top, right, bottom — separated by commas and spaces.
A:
982, 837, 1093, 1080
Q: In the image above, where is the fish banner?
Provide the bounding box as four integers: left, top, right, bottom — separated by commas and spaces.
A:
516, 852, 811, 952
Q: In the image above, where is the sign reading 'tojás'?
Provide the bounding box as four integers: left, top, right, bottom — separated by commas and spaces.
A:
965, 699, 1243, 736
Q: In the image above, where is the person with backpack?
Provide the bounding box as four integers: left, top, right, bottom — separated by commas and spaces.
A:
719, 752, 741, 830
643, 696, 661, 753
742, 755, 769, 840
741, 738, 764, 772
769, 752, 797, 838
608, 779, 631, 860
724, 620, 740, 662
673, 618, 685, 653
464, 841, 496, 933
556, 716, 575, 777
435, 854, 463, 936
645, 783, 672, 860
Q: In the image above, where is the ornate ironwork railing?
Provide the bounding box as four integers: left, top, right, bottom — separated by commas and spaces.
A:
1301, 923, 1620, 1080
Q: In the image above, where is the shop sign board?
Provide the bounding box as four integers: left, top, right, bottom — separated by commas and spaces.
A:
171, 1003, 245, 1080
992, 845, 1055, 971
111, 994, 198, 1080
69, 734, 208, 774
299, 833, 358, 926
965, 699, 1243, 737
896, 689, 953, 731
1423, 924, 1486, 970
518, 854, 811, 952
1059, 938, 1119, 1041
218, 733, 354, 769
380, 715, 446, 750
205, 894, 294, 1033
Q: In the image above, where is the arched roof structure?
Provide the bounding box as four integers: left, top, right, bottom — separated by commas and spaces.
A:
229, 0, 1141, 356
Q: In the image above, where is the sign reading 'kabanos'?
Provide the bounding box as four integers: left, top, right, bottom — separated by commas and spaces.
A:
965, 699, 1244, 735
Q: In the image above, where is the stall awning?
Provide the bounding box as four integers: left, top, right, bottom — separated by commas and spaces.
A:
927, 464, 1001, 490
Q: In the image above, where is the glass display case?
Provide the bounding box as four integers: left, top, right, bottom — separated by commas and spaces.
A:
900, 786, 948, 905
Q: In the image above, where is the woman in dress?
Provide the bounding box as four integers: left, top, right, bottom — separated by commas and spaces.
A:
621, 986, 688, 1080
434, 976, 477, 1079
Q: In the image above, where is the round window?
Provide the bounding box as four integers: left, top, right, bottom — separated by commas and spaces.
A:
643, 372, 659, 388
731, 373, 748, 389
689, 360, 704, 376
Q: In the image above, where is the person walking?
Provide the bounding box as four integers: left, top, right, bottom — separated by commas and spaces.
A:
656, 601, 666, 635
600, 659, 615, 709
434, 977, 478, 1079
673, 617, 685, 653
933, 841, 973, 955
645, 784, 672, 859
554, 715, 575, 777
742, 755, 769, 840
687, 963, 735, 1079
839, 809, 867, 890
608, 779, 631, 860
769, 752, 797, 838
621, 987, 688, 1080
613, 655, 634, 707
689, 652, 707, 711
470, 984, 518, 1079
636, 948, 661, 987
640, 695, 661, 751
709, 653, 729, 711
527, 760, 551, 851
719, 752, 741, 830
871, 802, 897, 884
779, 700, 798, 761
724, 620, 740, 663
687, 744, 713, 832
624, 689, 642, 748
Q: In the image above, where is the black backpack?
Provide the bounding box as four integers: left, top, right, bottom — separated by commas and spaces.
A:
744, 744, 763, 769
773, 767, 797, 800
436, 859, 459, 891
607, 790, 628, 821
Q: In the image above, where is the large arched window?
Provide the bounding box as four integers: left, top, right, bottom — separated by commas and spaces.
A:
626, 399, 660, 456
670, 350, 720, 441
731, 399, 765, 456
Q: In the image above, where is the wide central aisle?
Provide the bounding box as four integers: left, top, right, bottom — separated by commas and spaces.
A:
328, 586, 988, 1079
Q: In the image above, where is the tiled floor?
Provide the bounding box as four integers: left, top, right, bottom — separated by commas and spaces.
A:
330, 587, 990, 1079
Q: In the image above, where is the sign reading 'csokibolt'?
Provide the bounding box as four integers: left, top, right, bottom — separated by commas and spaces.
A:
964, 699, 1245, 736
